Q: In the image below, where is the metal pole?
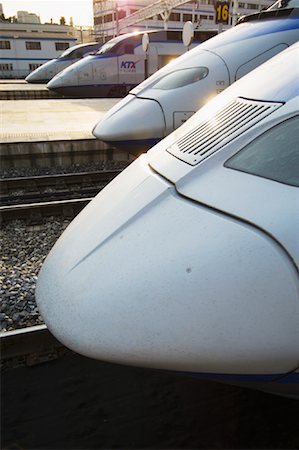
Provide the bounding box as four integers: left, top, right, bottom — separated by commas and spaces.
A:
115, 0, 119, 36
232, 0, 239, 25
144, 54, 148, 80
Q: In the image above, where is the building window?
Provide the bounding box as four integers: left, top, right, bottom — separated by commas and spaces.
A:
183, 13, 192, 21
55, 42, 70, 51
169, 12, 181, 21
29, 63, 42, 70
118, 9, 126, 19
0, 40, 11, 49
103, 13, 113, 23
0, 63, 13, 71
26, 41, 41, 50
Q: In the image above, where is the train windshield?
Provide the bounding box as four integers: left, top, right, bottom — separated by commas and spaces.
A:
267, 0, 299, 9
59, 45, 79, 58
59, 43, 100, 59
97, 41, 117, 55
96, 34, 141, 56
151, 67, 209, 90
96, 34, 128, 55
225, 116, 299, 187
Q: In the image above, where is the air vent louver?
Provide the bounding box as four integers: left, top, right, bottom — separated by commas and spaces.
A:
167, 98, 282, 165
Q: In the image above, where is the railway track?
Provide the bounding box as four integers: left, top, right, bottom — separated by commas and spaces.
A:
0, 197, 92, 222
1, 324, 68, 369
0, 169, 122, 205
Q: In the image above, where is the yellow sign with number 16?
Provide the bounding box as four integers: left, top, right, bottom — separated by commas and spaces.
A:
215, 1, 230, 24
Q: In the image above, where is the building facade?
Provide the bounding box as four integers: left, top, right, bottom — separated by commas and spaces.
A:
16, 10, 41, 24
93, 0, 274, 42
0, 21, 77, 78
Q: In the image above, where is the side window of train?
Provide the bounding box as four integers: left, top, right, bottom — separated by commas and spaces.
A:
235, 43, 288, 80
151, 67, 209, 90
224, 115, 299, 187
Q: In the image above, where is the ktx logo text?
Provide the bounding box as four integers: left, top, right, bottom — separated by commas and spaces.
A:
120, 61, 136, 70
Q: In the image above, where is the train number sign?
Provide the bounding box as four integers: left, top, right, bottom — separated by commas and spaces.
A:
215, 1, 230, 24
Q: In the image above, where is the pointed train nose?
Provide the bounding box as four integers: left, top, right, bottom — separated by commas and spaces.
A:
25, 68, 47, 84
36, 154, 299, 375
93, 94, 166, 150
47, 74, 64, 91
25, 72, 36, 83
26, 60, 58, 84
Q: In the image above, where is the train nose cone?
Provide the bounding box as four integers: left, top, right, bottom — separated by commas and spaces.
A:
25, 72, 36, 83
46, 75, 61, 91
25, 67, 46, 83
36, 155, 299, 374
93, 95, 166, 148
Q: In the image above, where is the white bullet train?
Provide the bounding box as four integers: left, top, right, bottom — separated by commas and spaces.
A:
36, 42, 299, 398
25, 42, 103, 84
93, 1, 299, 152
46, 30, 213, 98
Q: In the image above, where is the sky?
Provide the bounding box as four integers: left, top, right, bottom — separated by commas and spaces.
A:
1, 0, 94, 26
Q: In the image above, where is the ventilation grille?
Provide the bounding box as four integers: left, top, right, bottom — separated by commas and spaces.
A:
166, 98, 282, 166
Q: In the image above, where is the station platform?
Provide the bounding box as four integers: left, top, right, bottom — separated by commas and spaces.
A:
0, 97, 132, 170
0, 80, 59, 100
1, 98, 119, 143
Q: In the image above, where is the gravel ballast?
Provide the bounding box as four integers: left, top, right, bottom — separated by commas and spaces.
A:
1, 218, 70, 332
0, 161, 130, 179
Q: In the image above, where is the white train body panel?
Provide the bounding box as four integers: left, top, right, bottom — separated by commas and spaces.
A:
46, 30, 207, 98
93, 8, 299, 149
36, 43, 299, 398
25, 42, 102, 84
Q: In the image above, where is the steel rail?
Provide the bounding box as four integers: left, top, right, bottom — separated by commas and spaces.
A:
0, 197, 92, 223
1, 324, 69, 368
0, 169, 122, 191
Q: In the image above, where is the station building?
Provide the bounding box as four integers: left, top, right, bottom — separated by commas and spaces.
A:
0, 19, 76, 79
93, 0, 274, 41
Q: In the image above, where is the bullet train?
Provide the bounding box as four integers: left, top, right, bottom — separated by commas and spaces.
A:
93, 1, 299, 152
25, 42, 103, 84
36, 42, 299, 398
46, 30, 212, 98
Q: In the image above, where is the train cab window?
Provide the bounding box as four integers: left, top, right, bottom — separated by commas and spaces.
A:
267, 0, 298, 9
59, 45, 90, 59
151, 67, 209, 90
124, 44, 134, 54
70, 47, 89, 59
97, 35, 140, 56
72, 49, 84, 58
97, 41, 117, 55
225, 116, 299, 187
59, 46, 75, 58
